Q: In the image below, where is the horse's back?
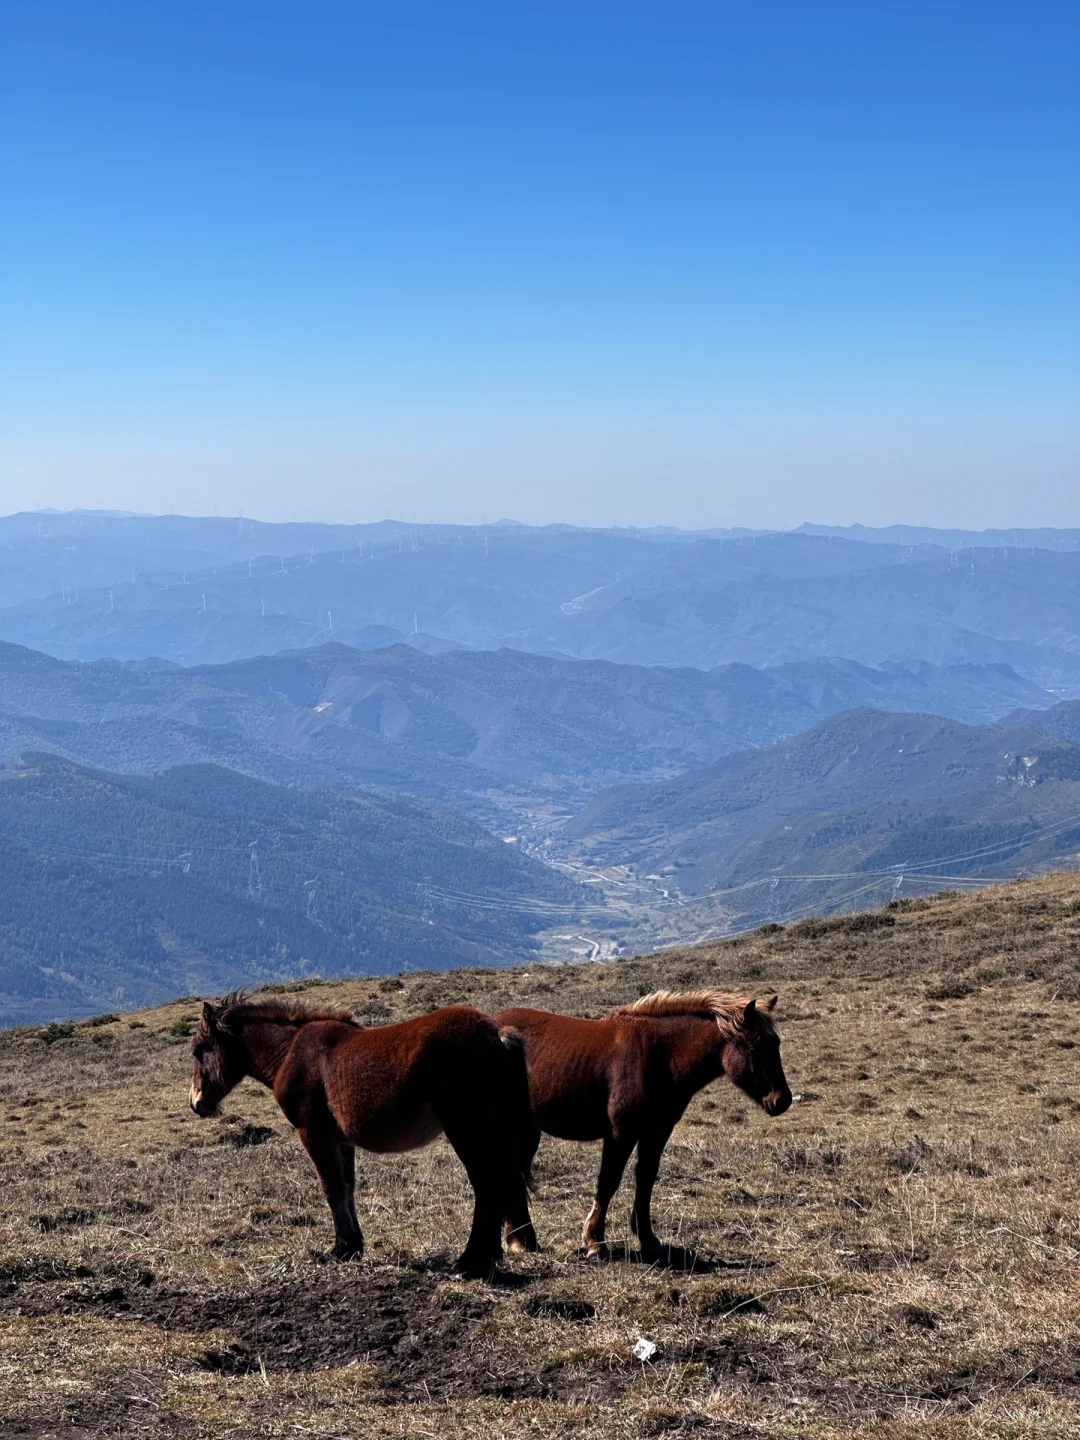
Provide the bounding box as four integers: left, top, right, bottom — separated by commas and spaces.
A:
279, 1006, 508, 1153
495, 1006, 609, 1043
494, 1006, 625, 1141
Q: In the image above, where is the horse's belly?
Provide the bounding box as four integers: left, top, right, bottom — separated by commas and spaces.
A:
534, 1098, 606, 1143
356, 1102, 443, 1154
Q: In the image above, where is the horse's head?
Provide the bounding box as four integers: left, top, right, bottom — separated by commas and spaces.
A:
722, 995, 792, 1116
189, 1001, 246, 1117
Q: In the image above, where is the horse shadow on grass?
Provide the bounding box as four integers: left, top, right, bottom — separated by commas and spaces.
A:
581, 1242, 776, 1274
391, 1250, 550, 1288
318, 1242, 771, 1280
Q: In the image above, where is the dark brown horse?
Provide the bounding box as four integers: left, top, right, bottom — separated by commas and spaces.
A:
495, 990, 791, 1259
190, 993, 537, 1278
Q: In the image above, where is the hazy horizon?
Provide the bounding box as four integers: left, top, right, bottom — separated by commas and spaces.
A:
5, 505, 1080, 539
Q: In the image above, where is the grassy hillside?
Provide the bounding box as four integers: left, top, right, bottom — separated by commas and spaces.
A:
1, 871, 1078, 1437
0, 755, 582, 1025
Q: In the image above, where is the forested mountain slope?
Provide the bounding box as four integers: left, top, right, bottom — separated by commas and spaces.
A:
0, 755, 582, 1025
563, 709, 1080, 926
1005, 698, 1080, 747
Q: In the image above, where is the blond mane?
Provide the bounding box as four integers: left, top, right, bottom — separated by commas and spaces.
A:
616, 988, 774, 1038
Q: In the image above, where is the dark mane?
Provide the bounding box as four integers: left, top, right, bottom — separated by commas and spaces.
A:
213, 989, 359, 1034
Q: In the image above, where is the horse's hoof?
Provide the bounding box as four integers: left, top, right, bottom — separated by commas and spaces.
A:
584, 1242, 609, 1262
330, 1244, 364, 1262
506, 1230, 540, 1254
452, 1253, 497, 1281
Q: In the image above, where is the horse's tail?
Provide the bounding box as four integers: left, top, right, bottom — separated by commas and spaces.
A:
499, 1027, 537, 1194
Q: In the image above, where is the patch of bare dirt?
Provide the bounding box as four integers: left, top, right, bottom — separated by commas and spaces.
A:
0, 1395, 194, 1440
0, 1264, 632, 1404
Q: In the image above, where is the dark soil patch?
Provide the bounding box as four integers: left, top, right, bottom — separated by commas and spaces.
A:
31, 1209, 95, 1234
0, 1258, 93, 1289
0, 1264, 628, 1403
690, 1287, 766, 1318
217, 1121, 277, 1148
521, 1293, 595, 1321
672, 1337, 783, 1387
896, 1303, 939, 1330
0, 1384, 196, 1439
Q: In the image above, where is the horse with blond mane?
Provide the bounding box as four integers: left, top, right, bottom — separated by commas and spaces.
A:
190, 992, 536, 1278
495, 990, 791, 1259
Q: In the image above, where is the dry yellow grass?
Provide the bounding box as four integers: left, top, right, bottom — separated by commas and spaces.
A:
1, 872, 1079, 1438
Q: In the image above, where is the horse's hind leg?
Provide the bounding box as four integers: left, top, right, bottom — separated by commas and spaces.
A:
629, 1125, 675, 1260
504, 1123, 541, 1254
299, 1127, 364, 1261
441, 1124, 505, 1279
583, 1133, 634, 1259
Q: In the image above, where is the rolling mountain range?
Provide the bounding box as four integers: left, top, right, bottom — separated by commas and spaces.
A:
3, 511, 1080, 1025
0, 639, 1055, 817
5, 700, 1077, 1024
562, 707, 1080, 932
3, 515, 1080, 687
0, 512, 450, 608
0, 754, 583, 1026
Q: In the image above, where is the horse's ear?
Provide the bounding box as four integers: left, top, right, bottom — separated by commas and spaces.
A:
743, 998, 757, 1026
762, 994, 778, 1013
202, 1001, 219, 1034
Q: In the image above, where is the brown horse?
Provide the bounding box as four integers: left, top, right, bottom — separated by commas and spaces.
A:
189, 993, 537, 1278
495, 990, 792, 1259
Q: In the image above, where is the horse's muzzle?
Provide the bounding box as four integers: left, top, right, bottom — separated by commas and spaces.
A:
189, 1084, 214, 1118
762, 1089, 792, 1117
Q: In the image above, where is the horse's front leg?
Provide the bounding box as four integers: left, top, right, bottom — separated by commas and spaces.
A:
298, 1127, 365, 1261
336, 1143, 363, 1257
583, 1133, 635, 1259
630, 1125, 675, 1260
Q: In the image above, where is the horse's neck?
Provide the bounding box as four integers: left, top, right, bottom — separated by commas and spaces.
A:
237, 1019, 299, 1087
665, 1016, 727, 1090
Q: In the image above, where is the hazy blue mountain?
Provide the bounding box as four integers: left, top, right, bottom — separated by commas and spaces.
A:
0, 754, 584, 1026
3, 515, 1080, 687
562, 709, 1080, 927
1004, 699, 1080, 747
0, 511, 447, 607
798, 523, 1080, 552
0, 640, 1054, 816
0, 511, 758, 609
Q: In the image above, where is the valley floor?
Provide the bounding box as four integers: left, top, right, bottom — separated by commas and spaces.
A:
1, 873, 1079, 1438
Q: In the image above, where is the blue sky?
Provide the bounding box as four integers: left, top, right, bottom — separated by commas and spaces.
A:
1, 2, 1077, 528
